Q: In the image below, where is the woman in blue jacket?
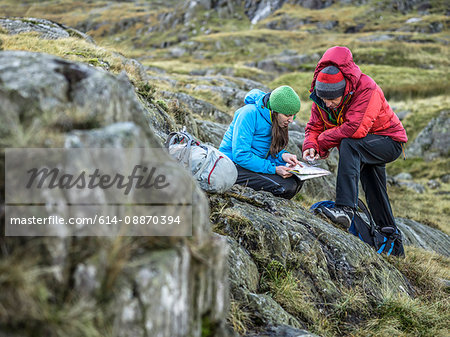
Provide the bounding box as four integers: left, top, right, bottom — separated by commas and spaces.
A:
219, 85, 303, 199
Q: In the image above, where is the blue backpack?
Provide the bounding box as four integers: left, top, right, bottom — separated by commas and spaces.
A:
310, 199, 405, 257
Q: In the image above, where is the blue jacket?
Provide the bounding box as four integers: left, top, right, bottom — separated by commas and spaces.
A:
219, 89, 287, 174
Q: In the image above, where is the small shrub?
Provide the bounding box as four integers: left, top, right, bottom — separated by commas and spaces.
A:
136, 82, 156, 102
168, 99, 188, 125
156, 99, 168, 112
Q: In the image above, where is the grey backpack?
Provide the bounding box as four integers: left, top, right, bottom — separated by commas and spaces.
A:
165, 131, 237, 193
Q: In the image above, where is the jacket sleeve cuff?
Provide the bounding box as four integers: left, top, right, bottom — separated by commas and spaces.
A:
268, 163, 276, 174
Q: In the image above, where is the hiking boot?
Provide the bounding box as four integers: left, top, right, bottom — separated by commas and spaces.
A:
321, 205, 354, 229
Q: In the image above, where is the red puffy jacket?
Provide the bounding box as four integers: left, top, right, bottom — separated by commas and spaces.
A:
303, 46, 407, 157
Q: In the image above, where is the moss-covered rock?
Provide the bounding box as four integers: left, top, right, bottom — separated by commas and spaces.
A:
211, 185, 425, 334
406, 110, 450, 161
0, 17, 93, 42
0, 51, 230, 337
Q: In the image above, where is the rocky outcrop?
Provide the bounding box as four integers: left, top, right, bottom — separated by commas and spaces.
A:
406, 110, 449, 161
147, 0, 355, 30
210, 184, 450, 334
0, 50, 162, 144
160, 90, 232, 124
0, 17, 94, 42
0, 51, 230, 337
389, 173, 426, 194
196, 119, 229, 146
397, 18, 444, 34
247, 325, 320, 337
159, 76, 268, 124
397, 218, 450, 257
379, 0, 435, 14
244, 0, 287, 24
210, 185, 419, 334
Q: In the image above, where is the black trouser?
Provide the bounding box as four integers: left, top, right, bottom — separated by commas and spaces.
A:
336, 134, 402, 229
235, 164, 303, 199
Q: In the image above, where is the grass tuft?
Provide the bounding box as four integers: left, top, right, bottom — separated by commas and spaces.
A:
228, 300, 252, 335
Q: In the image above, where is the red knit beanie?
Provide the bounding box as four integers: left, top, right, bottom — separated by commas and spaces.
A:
315, 66, 346, 99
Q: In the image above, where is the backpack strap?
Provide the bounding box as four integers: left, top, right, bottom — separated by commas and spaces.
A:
164, 132, 177, 148
357, 199, 376, 236
165, 131, 198, 168
165, 131, 196, 147
358, 198, 404, 256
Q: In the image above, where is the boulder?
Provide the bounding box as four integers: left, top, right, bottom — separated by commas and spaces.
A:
196, 119, 229, 147
0, 50, 176, 143
246, 293, 303, 328
0, 17, 94, 42
210, 185, 416, 331
210, 184, 450, 334
265, 14, 312, 30
391, 172, 426, 193
396, 218, 450, 257
406, 110, 450, 161
357, 34, 394, 42
0, 51, 230, 337
160, 91, 232, 124
224, 235, 260, 300
393, 108, 411, 120
398, 20, 444, 34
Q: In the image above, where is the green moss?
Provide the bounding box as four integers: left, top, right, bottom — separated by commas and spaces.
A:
156, 99, 168, 112
201, 315, 213, 337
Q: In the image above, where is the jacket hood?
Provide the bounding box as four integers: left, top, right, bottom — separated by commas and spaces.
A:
310, 46, 362, 96
244, 89, 272, 124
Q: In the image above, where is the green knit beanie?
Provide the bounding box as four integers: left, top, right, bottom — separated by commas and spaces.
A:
268, 85, 301, 116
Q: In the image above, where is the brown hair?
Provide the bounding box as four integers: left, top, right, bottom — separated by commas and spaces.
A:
270, 111, 289, 156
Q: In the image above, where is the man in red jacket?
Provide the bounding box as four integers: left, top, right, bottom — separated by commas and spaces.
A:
303, 46, 407, 231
